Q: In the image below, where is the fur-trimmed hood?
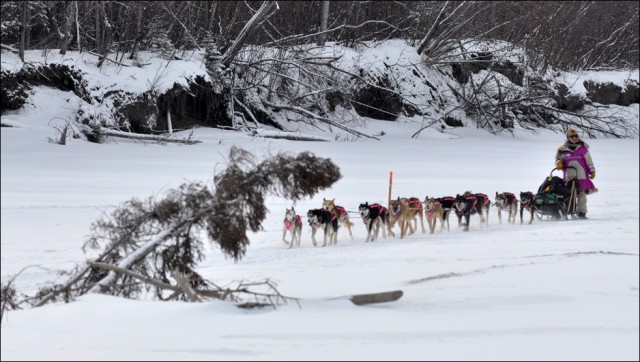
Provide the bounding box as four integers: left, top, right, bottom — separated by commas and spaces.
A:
558, 140, 589, 153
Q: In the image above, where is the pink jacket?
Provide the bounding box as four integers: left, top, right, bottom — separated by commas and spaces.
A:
556, 141, 596, 191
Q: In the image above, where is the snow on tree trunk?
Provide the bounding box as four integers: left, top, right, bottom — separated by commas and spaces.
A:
89, 221, 182, 293
317, 1, 330, 46
220, 1, 277, 68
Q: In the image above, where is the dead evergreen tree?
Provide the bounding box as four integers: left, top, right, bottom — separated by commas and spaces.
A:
0, 147, 341, 314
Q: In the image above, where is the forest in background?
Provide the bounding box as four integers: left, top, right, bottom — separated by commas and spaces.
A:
2, 1, 638, 72
1, 1, 638, 141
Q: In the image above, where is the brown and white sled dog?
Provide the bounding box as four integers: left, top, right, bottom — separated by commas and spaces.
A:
387, 197, 419, 239
404, 197, 426, 234
423, 196, 445, 234
495, 192, 518, 224
358, 202, 388, 242
519, 191, 539, 225
322, 198, 354, 240
282, 207, 303, 248
307, 208, 338, 247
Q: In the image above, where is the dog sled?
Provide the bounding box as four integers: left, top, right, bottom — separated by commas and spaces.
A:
534, 167, 579, 220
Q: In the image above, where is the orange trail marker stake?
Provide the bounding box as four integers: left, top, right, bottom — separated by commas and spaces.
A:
388, 171, 393, 211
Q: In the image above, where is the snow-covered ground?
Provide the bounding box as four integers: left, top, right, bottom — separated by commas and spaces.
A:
2, 41, 639, 360
2, 84, 639, 360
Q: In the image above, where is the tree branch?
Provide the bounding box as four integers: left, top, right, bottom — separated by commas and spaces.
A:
263, 100, 380, 140
220, 1, 278, 68
99, 128, 201, 144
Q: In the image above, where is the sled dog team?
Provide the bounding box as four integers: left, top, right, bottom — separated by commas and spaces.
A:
283, 192, 539, 248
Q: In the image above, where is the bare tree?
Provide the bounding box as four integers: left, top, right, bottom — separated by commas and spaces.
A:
59, 0, 76, 55
206, 1, 219, 34
416, 1, 524, 64
2, 1, 638, 140
576, 9, 639, 70
94, 0, 101, 54
220, 1, 278, 68
74, 1, 80, 51
442, 40, 638, 138
317, 0, 330, 46
416, 1, 451, 57
95, 1, 112, 67
3, 1, 637, 71
128, 2, 144, 59
19, 1, 29, 61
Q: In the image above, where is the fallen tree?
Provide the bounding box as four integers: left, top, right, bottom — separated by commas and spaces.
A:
98, 128, 202, 144
1, 147, 341, 316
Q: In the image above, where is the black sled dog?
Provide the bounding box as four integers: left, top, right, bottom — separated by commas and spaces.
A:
307, 208, 338, 247
358, 202, 388, 242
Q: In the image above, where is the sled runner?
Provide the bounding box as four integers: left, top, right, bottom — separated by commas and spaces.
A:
534, 167, 579, 220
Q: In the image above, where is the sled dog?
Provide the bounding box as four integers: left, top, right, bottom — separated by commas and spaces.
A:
282, 207, 303, 248
495, 192, 518, 224
423, 196, 445, 234
358, 202, 388, 242
454, 192, 490, 231
322, 198, 354, 240
436, 196, 456, 231
387, 197, 418, 239
307, 208, 338, 247
519, 191, 538, 225
404, 197, 426, 234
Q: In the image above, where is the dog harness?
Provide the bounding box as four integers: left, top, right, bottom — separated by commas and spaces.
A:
440, 197, 455, 210
475, 193, 489, 206
466, 196, 477, 207
310, 210, 333, 229
497, 192, 517, 208
408, 198, 421, 210
329, 205, 347, 222
521, 192, 535, 208
425, 200, 440, 219
390, 205, 401, 220
363, 203, 385, 223
456, 195, 476, 214
285, 215, 301, 230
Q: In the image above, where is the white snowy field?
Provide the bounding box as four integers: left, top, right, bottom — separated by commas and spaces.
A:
1, 83, 638, 361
